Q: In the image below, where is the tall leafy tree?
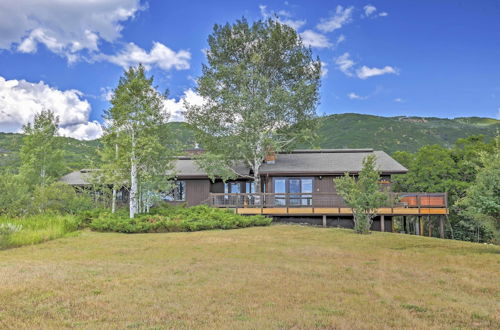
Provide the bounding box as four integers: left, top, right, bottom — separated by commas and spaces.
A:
103, 65, 173, 218
335, 155, 388, 234
186, 18, 321, 188
19, 109, 64, 187
456, 136, 500, 243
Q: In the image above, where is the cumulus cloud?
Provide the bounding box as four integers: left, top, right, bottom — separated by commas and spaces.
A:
163, 89, 205, 122
0, 76, 102, 140
96, 42, 191, 71
300, 30, 332, 48
0, 0, 144, 62
317, 5, 354, 32
335, 52, 355, 77
59, 121, 103, 140
259, 5, 306, 30
356, 65, 398, 79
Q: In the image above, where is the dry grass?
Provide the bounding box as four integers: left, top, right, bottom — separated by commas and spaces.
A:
0, 225, 499, 329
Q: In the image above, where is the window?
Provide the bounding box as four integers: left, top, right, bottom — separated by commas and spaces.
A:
224, 182, 241, 194
246, 181, 257, 194
162, 181, 186, 201
273, 177, 313, 206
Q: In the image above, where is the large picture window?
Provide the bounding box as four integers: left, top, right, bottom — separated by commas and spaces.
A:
162, 181, 186, 201
273, 177, 313, 206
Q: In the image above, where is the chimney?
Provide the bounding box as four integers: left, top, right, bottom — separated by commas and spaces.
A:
265, 147, 276, 164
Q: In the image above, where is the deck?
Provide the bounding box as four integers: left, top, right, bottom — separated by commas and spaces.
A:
208, 192, 448, 216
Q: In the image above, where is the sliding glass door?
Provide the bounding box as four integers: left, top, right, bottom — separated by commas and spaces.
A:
273, 177, 313, 206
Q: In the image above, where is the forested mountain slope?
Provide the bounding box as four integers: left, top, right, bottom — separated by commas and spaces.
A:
1, 114, 498, 171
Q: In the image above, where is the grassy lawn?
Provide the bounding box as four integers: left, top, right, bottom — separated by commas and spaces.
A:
0, 225, 498, 329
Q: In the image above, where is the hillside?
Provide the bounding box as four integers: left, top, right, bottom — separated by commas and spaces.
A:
1, 114, 498, 171
312, 113, 500, 153
1, 226, 498, 328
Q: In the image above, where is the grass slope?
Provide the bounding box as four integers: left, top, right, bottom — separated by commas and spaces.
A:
0, 225, 498, 329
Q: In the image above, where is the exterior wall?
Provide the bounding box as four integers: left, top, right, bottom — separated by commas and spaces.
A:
313, 176, 338, 193
185, 179, 211, 206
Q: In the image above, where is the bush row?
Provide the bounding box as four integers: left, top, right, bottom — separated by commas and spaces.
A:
89, 205, 272, 233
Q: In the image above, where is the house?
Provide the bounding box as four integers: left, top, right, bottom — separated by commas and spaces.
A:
60, 148, 448, 232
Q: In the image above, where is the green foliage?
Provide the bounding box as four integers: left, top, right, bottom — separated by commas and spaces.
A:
89, 205, 271, 233
31, 182, 94, 215
103, 64, 175, 217
0, 215, 81, 249
335, 155, 388, 234
393, 135, 499, 243
0, 174, 30, 217
310, 113, 500, 154
455, 137, 500, 243
19, 110, 65, 187
186, 18, 320, 184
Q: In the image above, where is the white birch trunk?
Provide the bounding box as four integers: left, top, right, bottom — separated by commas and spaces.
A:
129, 131, 138, 218
111, 142, 118, 213
111, 187, 116, 213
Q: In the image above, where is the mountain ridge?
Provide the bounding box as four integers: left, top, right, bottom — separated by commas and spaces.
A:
1, 113, 498, 171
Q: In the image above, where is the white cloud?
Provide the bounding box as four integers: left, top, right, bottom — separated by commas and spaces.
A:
0, 0, 144, 62
348, 92, 366, 100
259, 5, 306, 30
96, 42, 191, 71
356, 65, 398, 79
394, 98, 405, 103
362, 5, 388, 18
163, 89, 205, 122
317, 5, 354, 33
320, 62, 328, 77
59, 121, 103, 140
0, 76, 102, 140
300, 30, 332, 48
363, 5, 377, 17
100, 87, 114, 102
335, 52, 355, 77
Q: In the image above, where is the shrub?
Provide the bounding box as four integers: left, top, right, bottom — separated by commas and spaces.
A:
31, 182, 94, 215
90, 205, 272, 233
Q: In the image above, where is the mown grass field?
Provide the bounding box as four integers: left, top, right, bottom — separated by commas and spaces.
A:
0, 225, 498, 329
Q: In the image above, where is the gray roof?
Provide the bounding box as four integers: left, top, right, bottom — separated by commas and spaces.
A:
173, 149, 407, 178
61, 149, 407, 184
59, 169, 96, 185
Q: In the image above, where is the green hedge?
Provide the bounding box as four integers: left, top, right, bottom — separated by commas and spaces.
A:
89, 205, 272, 233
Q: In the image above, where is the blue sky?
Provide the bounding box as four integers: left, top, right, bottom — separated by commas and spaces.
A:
0, 0, 499, 139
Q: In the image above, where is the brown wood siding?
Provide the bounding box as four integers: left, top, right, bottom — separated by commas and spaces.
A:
210, 181, 224, 193
185, 179, 211, 206
313, 176, 338, 193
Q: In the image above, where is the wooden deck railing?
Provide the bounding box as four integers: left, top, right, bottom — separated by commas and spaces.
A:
209, 192, 448, 209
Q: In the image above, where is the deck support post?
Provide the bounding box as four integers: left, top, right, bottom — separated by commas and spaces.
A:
420, 216, 424, 236
322, 215, 327, 228
380, 215, 385, 232
415, 217, 420, 236
439, 216, 445, 239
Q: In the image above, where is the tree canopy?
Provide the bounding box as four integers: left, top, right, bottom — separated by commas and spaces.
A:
186, 18, 321, 187
103, 64, 174, 218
